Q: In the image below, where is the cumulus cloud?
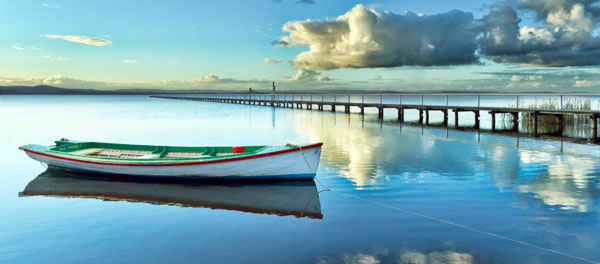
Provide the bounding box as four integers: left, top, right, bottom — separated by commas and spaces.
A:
288, 69, 331, 82
477, 1, 600, 66
574, 79, 600, 87
280, 5, 480, 70
40, 75, 101, 86
0, 75, 107, 88
201, 74, 220, 82
0, 74, 270, 90
517, 0, 598, 30
160, 74, 242, 84
11, 45, 24, 50
44, 34, 112, 46
510, 75, 543, 81
122, 59, 139, 64
278, 2, 600, 69
264, 58, 283, 65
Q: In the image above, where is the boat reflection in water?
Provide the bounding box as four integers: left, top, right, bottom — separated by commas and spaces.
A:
20, 169, 323, 219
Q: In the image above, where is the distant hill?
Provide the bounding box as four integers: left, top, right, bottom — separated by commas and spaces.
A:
0, 85, 98, 94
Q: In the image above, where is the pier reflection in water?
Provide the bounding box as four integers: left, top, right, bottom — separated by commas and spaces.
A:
296, 112, 600, 212
293, 112, 600, 262
20, 169, 323, 219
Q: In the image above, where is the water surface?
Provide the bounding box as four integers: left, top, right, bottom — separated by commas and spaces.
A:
1, 95, 599, 263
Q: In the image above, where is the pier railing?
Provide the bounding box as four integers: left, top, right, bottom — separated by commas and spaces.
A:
174, 93, 600, 110
151, 93, 600, 140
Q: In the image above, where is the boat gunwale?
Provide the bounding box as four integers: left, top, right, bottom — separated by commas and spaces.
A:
19, 143, 323, 167
50, 141, 271, 161
47, 146, 271, 162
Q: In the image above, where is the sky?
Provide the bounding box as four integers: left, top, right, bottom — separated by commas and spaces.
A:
2, 0, 600, 92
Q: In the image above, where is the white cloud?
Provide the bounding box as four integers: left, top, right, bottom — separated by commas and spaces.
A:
288, 69, 331, 82
263, 58, 283, 65
519, 26, 555, 45
40, 75, 95, 86
31, 46, 42, 51
279, 4, 480, 70
123, 59, 140, 64
11, 45, 24, 50
279, 2, 600, 69
574, 79, 599, 87
44, 34, 112, 46
202, 74, 220, 82
478, 2, 600, 66
510, 75, 543, 82
153, 74, 252, 86
517, 0, 594, 31
0, 75, 105, 88
0, 74, 269, 90
41, 3, 59, 8
43, 55, 71, 61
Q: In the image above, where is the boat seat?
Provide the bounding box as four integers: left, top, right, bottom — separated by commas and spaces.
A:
136, 154, 161, 159
70, 148, 103, 156
98, 150, 122, 157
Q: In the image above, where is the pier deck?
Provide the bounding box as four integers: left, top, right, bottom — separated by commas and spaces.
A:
151, 95, 600, 140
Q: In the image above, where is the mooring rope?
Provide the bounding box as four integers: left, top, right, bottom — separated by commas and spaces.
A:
296, 144, 314, 174
312, 176, 599, 264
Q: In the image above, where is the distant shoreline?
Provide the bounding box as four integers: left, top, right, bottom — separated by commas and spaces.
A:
2, 85, 600, 95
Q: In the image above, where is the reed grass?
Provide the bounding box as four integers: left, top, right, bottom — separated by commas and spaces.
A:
503, 98, 593, 124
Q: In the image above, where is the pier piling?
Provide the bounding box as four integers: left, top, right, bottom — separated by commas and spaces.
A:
454, 110, 459, 127
152, 93, 600, 142
398, 107, 404, 122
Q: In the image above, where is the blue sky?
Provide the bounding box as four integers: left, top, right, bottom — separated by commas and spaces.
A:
2, 0, 600, 91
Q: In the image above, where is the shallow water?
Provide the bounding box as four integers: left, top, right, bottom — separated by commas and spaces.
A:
1, 95, 599, 264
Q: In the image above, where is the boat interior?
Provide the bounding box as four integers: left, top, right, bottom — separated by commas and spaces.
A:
51, 140, 268, 159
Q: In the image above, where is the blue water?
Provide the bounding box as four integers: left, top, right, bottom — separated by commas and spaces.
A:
1, 95, 599, 263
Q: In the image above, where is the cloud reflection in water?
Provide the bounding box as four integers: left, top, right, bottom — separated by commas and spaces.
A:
294, 112, 600, 212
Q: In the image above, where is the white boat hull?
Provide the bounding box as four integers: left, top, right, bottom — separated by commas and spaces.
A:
24, 146, 322, 179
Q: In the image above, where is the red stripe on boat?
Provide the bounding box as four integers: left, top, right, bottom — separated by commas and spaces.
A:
19, 143, 323, 167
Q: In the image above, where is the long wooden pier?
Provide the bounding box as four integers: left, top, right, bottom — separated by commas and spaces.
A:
151, 94, 600, 140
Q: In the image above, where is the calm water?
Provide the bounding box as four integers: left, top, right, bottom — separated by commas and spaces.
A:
1, 95, 600, 264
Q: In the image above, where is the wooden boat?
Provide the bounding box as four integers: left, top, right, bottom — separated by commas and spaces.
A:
20, 169, 323, 219
19, 139, 322, 179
